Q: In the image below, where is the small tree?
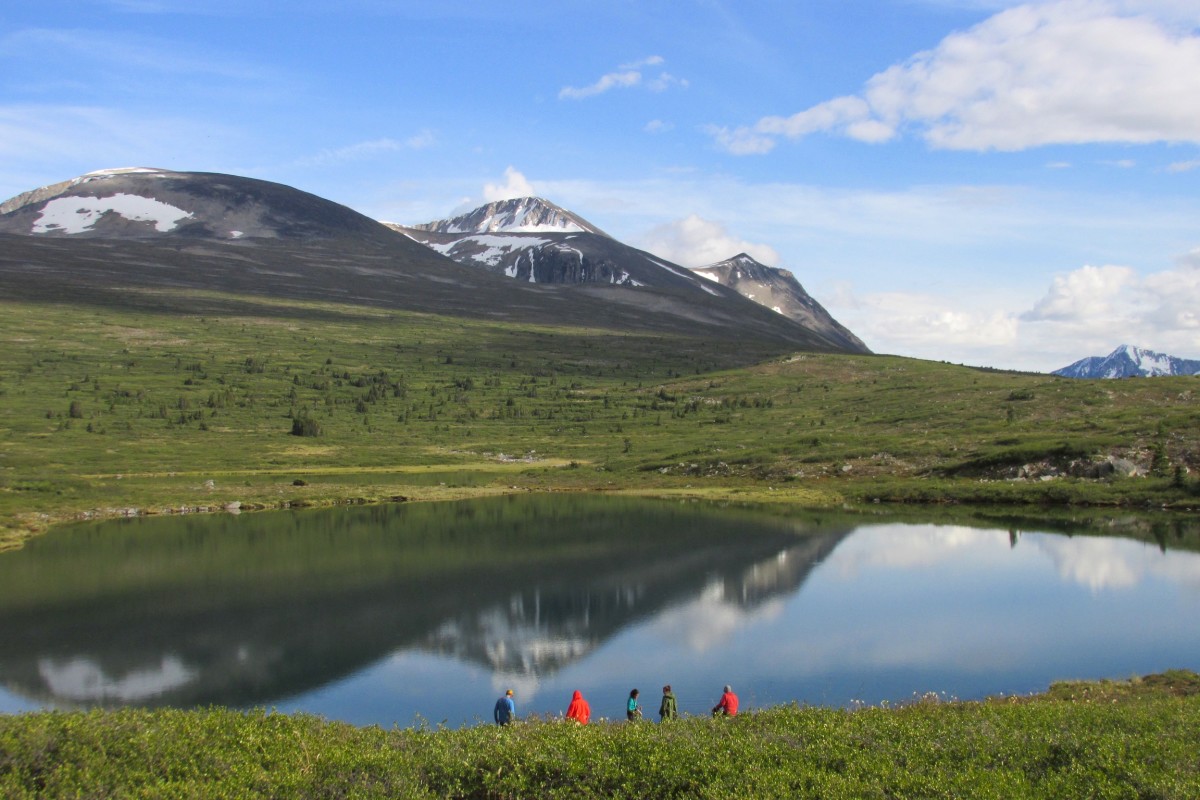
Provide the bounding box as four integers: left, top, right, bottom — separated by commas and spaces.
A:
291, 415, 322, 437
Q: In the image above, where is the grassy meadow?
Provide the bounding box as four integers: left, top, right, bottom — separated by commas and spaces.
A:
2, 672, 1198, 798
2, 292, 1198, 548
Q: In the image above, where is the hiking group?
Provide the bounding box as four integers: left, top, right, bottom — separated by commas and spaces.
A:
493, 684, 738, 725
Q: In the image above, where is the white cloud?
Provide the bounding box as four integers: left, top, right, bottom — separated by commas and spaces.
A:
704, 124, 777, 155
1167, 159, 1200, 173
646, 71, 688, 93
1023, 264, 1138, 321
294, 133, 435, 168
1178, 247, 1200, 270
1014, 259, 1200, 362
634, 214, 780, 268
716, 1, 1200, 153
1022, 259, 1200, 335
852, 292, 1021, 350
559, 55, 686, 100
483, 166, 535, 202
644, 119, 674, 134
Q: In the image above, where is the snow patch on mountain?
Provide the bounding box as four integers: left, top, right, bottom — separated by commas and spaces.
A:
413, 197, 607, 237
429, 234, 553, 267
32, 193, 194, 234
646, 256, 717, 294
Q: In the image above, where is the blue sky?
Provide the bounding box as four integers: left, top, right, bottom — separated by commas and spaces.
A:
2, 0, 1199, 371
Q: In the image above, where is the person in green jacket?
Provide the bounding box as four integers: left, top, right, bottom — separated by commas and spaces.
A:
659, 684, 678, 721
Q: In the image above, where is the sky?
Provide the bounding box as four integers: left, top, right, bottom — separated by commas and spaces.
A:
2, 0, 1199, 372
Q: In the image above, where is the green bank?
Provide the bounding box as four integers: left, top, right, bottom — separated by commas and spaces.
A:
2, 294, 1198, 549
1, 672, 1197, 799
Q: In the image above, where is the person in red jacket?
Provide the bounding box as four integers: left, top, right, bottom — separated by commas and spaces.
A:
712, 684, 738, 717
565, 689, 591, 724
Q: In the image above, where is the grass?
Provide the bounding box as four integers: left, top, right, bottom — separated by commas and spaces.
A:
1, 292, 1198, 550
1, 672, 1197, 798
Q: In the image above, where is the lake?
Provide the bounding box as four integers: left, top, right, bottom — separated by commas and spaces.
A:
0, 495, 1197, 727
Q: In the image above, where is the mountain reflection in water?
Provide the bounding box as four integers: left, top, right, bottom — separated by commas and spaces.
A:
0, 495, 847, 711
0, 497, 1197, 726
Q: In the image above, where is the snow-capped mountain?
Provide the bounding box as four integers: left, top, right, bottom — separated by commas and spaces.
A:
692, 254, 867, 354
1052, 345, 1200, 378
404, 196, 607, 236
0, 167, 398, 241
389, 197, 871, 354
388, 196, 701, 290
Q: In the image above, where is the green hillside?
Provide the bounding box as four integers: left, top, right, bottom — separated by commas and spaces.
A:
2, 293, 1198, 548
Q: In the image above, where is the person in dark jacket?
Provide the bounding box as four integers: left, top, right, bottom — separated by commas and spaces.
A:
565, 690, 591, 724
659, 685, 678, 721
494, 689, 516, 725
712, 684, 738, 717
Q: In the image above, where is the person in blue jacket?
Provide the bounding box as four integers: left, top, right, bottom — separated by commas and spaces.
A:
494, 689, 516, 725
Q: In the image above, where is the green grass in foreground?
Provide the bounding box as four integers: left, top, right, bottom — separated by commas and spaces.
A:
1, 294, 1198, 548
1, 672, 1197, 799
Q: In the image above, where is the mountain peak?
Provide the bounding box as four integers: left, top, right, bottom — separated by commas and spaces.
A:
411, 196, 609, 237
1053, 344, 1200, 378
690, 254, 868, 354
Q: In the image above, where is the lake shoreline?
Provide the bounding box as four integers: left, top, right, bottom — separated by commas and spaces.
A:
5, 471, 1198, 553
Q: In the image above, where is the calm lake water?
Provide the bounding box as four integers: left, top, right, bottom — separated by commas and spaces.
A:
1, 495, 1197, 727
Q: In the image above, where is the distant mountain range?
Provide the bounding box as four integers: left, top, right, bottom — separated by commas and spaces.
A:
1053, 345, 1200, 378
0, 168, 869, 355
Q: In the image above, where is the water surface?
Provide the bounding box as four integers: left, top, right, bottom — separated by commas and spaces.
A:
0, 496, 1196, 727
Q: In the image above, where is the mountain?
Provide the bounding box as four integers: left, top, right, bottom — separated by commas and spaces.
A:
0, 167, 397, 242
1052, 345, 1200, 378
405, 196, 608, 237
388, 197, 871, 354
389, 196, 728, 291
692, 253, 867, 354
0, 170, 860, 353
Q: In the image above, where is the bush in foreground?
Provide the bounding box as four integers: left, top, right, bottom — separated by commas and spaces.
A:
1, 673, 1198, 798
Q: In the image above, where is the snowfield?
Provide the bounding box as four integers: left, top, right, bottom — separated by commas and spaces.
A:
33, 194, 194, 234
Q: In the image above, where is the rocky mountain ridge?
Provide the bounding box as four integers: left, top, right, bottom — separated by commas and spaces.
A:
692, 253, 867, 353
392, 197, 869, 354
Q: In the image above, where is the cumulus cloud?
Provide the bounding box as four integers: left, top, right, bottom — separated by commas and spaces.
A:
635, 214, 779, 268
1022, 264, 1138, 321
1022, 259, 1200, 335
715, 0, 1200, 153
483, 166, 535, 202
559, 55, 687, 100
1009, 257, 1200, 363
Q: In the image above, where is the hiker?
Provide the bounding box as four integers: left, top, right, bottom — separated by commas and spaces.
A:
712, 684, 738, 717
659, 684, 678, 721
565, 690, 591, 724
627, 688, 642, 721
494, 689, 516, 725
